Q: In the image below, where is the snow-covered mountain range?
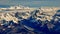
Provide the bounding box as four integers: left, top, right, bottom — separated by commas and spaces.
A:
0, 6, 60, 23
0, 6, 60, 34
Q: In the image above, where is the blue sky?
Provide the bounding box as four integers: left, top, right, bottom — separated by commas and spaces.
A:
0, 0, 60, 8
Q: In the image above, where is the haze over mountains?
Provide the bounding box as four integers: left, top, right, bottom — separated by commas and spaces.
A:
0, 0, 60, 8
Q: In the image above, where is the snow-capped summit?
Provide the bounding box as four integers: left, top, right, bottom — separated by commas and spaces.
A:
0, 5, 36, 11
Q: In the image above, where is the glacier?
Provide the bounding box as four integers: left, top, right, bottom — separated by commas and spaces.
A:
0, 6, 60, 34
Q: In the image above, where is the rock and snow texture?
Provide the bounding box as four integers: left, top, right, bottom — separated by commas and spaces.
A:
0, 7, 60, 30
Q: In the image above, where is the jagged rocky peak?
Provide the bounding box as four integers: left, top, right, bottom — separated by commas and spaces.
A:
32, 7, 60, 21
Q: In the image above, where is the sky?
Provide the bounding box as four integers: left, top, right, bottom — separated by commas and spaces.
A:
0, 0, 60, 8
